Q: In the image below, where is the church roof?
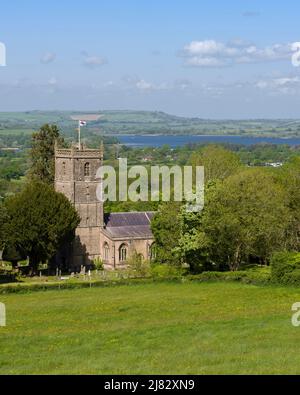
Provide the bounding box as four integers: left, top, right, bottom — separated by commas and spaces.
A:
104, 212, 155, 239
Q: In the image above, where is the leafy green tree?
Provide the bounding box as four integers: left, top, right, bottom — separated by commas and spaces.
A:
0, 204, 8, 252
2, 244, 24, 270
202, 168, 290, 271
174, 206, 210, 273
4, 181, 80, 275
188, 145, 241, 183
151, 202, 182, 265
278, 157, 300, 250
28, 124, 65, 185
270, 251, 300, 282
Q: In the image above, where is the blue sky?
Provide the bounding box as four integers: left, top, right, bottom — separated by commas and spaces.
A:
1, 0, 300, 118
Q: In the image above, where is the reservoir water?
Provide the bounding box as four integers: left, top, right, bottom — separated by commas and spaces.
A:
116, 134, 300, 148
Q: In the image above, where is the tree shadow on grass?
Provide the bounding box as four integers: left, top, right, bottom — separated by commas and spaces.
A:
0, 271, 21, 284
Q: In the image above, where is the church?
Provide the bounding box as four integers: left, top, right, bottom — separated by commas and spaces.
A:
54, 141, 155, 271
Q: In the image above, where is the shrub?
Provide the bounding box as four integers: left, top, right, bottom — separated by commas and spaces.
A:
185, 267, 271, 285
271, 251, 300, 281
93, 258, 104, 271
150, 264, 184, 279
280, 269, 300, 285
128, 252, 151, 277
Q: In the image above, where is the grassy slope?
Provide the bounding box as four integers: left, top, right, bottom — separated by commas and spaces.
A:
0, 282, 299, 375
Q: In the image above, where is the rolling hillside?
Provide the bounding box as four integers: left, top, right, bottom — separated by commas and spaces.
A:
1, 110, 300, 137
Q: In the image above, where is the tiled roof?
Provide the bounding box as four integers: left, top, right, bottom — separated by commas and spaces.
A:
104, 212, 155, 227
104, 212, 155, 239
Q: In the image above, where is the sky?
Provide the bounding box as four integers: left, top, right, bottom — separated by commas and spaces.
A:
1, 0, 300, 118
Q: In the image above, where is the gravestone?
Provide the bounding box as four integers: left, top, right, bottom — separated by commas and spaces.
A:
0, 303, 6, 327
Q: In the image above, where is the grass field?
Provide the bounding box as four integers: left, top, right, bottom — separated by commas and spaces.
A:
0, 281, 300, 375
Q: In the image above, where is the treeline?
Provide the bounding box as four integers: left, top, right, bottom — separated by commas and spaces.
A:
151, 145, 300, 273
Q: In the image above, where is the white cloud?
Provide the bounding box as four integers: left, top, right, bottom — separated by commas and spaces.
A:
255, 81, 268, 89
174, 79, 191, 90
186, 56, 226, 67
185, 40, 239, 57
106, 76, 188, 93
136, 79, 154, 90
83, 54, 107, 68
103, 80, 114, 87
181, 39, 293, 67
254, 76, 300, 95
135, 79, 169, 92
40, 52, 56, 64
273, 77, 300, 86
48, 77, 58, 86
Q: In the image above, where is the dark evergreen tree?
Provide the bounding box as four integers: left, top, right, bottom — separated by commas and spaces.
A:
4, 181, 80, 275
29, 124, 64, 185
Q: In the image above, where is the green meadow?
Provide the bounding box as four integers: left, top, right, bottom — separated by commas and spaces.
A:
0, 281, 300, 375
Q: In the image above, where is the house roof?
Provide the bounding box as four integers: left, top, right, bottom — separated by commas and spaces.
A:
104, 212, 155, 239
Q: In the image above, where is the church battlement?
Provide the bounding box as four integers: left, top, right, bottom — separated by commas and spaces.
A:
55, 141, 103, 159
55, 149, 103, 159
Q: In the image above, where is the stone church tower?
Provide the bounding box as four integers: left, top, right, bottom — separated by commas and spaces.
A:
54, 142, 104, 269
54, 139, 155, 272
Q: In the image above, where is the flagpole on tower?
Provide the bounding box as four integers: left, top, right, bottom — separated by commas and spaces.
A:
78, 120, 81, 150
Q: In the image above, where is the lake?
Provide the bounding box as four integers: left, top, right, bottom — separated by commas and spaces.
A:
116, 135, 300, 148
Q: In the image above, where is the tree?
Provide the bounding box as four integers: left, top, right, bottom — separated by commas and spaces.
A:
0, 204, 8, 252
4, 181, 80, 275
270, 251, 300, 282
188, 145, 241, 183
28, 124, 65, 185
174, 206, 210, 273
151, 202, 182, 265
201, 168, 290, 271
278, 157, 300, 250
2, 244, 25, 271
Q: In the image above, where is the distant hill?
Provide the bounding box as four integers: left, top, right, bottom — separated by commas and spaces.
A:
1, 110, 300, 137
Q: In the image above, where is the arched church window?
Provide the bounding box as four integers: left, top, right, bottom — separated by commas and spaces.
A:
104, 243, 110, 261
62, 162, 66, 176
84, 162, 90, 177
119, 244, 128, 262
149, 243, 157, 261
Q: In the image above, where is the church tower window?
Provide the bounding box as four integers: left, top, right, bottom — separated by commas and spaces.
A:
84, 162, 90, 177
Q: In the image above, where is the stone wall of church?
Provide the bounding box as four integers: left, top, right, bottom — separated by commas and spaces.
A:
72, 226, 102, 270
100, 232, 155, 270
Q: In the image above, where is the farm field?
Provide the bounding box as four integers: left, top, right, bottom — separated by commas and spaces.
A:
0, 281, 300, 375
